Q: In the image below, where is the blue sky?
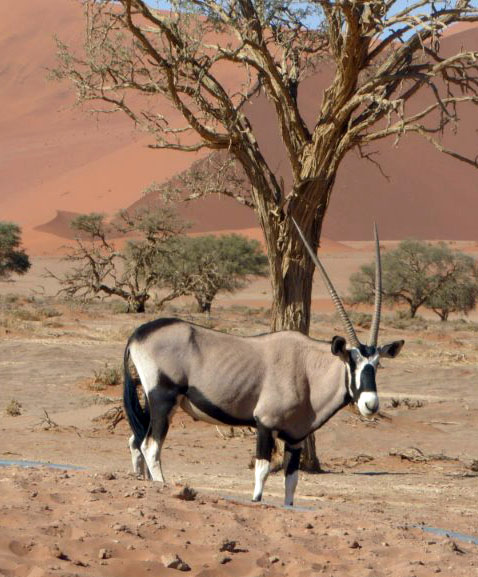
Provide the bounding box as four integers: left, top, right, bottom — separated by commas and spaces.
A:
144, 1, 463, 32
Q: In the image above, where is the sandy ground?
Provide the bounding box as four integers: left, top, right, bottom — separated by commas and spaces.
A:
1, 252, 478, 577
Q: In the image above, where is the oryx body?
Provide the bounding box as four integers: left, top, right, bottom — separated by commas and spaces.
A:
124, 222, 404, 506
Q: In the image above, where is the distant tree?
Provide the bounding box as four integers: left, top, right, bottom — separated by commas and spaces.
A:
0, 222, 31, 280
47, 208, 186, 312
425, 252, 478, 321
349, 240, 478, 319
157, 234, 268, 313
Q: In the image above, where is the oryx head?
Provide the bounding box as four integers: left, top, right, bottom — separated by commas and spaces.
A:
293, 219, 404, 418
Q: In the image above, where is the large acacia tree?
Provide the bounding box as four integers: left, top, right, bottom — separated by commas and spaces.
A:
55, 0, 478, 334
55, 0, 478, 471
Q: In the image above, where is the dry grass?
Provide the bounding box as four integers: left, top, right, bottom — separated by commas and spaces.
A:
5, 399, 22, 417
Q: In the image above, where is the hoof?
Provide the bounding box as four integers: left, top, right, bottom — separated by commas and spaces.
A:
252, 496, 262, 503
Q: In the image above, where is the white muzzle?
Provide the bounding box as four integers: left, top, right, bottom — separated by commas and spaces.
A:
357, 391, 379, 417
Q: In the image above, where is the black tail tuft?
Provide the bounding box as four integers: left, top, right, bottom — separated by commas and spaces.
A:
123, 340, 150, 448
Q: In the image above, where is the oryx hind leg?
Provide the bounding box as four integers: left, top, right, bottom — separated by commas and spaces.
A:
252, 421, 275, 502
128, 435, 151, 479
141, 384, 179, 484
283, 441, 303, 507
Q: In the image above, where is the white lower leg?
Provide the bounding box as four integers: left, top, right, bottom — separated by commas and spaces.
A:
284, 470, 299, 506
252, 458, 270, 502
129, 435, 146, 477
141, 437, 165, 483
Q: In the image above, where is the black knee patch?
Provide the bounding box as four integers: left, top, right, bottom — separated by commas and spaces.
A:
255, 421, 275, 461
284, 446, 301, 476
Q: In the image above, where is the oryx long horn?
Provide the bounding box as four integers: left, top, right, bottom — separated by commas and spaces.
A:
368, 222, 382, 347
292, 218, 360, 348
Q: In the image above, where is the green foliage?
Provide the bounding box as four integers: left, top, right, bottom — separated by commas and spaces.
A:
425, 251, 478, 321
155, 234, 268, 313
91, 362, 122, 389
0, 222, 31, 280
349, 240, 478, 320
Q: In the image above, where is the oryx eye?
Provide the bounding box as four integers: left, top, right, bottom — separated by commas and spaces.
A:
350, 349, 362, 362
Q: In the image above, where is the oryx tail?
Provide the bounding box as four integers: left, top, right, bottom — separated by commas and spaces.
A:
123, 342, 150, 449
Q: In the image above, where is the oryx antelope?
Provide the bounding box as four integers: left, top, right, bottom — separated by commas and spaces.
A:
123, 221, 404, 506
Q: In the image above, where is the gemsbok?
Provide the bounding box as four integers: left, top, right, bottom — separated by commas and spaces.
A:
123, 220, 404, 506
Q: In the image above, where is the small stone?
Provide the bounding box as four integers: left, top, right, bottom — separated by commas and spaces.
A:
269, 556, 280, 564
447, 541, 466, 555
50, 544, 69, 560
30, 491, 38, 498
219, 555, 232, 565
98, 548, 112, 560
161, 553, 191, 571
305, 523, 314, 529
219, 539, 247, 553
103, 472, 116, 481
90, 486, 107, 494
112, 523, 129, 533
175, 486, 197, 501
349, 540, 362, 549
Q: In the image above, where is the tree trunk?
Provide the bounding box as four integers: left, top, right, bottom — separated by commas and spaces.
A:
129, 295, 147, 313
195, 293, 214, 314
301, 434, 321, 472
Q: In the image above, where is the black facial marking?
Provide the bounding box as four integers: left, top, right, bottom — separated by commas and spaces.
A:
185, 387, 255, 427
358, 344, 377, 357
360, 364, 377, 393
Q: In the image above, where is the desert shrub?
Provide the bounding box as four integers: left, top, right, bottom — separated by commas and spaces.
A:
348, 311, 372, 329
5, 399, 22, 416
3, 293, 19, 304
384, 310, 428, 331
37, 306, 62, 319
109, 301, 130, 314
92, 362, 122, 388
11, 308, 42, 322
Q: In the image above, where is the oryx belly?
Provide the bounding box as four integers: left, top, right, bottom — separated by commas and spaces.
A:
180, 396, 226, 425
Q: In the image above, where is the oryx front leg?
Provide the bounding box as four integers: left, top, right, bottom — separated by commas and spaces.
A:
140, 387, 178, 483
283, 441, 303, 507
252, 423, 274, 502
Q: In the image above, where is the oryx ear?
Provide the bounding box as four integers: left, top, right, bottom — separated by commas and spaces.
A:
331, 336, 348, 360
379, 340, 405, 358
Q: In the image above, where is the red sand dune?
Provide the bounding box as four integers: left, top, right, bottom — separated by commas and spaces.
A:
1, 1, 478, 255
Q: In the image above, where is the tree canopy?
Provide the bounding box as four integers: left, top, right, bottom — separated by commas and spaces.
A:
349, 240, 478, 319
0, 222, 31, 280
156, 234, 269, 312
